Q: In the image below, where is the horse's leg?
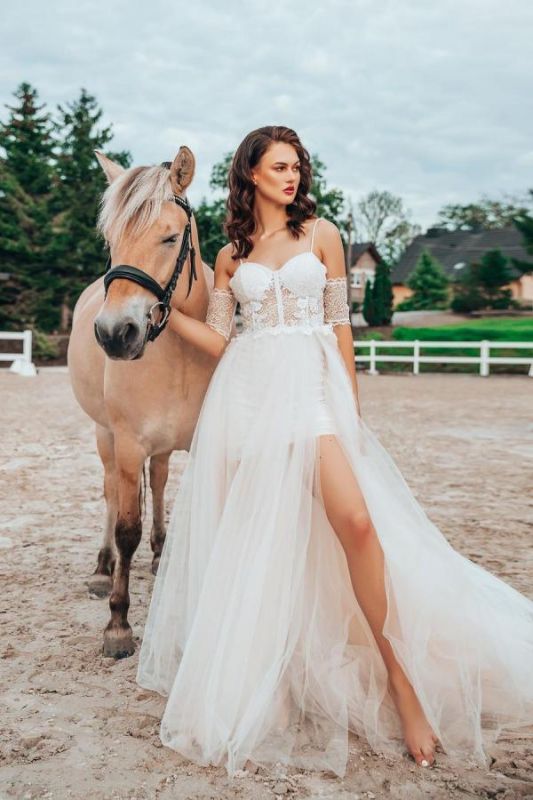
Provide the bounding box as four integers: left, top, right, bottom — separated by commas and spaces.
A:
102, 435, 146, 659
88, 423, 118, 598
149, 452, 170, 575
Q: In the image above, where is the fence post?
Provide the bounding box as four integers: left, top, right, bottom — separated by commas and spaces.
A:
368, 340, 379, 375
480, 340, 490, 377
23, 329, 32, 365
413, 340, 420, 375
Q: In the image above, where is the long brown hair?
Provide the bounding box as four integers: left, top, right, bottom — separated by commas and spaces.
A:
224, 125, 316, 261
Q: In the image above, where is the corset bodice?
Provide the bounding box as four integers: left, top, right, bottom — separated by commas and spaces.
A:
229, 252, 328, 335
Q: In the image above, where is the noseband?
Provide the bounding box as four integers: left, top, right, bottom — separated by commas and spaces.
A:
102, 162, 197, 343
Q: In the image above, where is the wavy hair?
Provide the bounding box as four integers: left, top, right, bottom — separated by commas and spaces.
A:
224, 126, 316, 261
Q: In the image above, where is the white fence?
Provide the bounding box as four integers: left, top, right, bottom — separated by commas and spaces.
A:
0, 330, 36, 376
2, 331, 532, 378
354, 339, 533, 377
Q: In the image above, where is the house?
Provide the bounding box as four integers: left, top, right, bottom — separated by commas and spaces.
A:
391, 226, 533, 307
345, 242, 382, 306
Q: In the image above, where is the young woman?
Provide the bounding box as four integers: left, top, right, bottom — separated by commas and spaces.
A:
136, 125, 533, 779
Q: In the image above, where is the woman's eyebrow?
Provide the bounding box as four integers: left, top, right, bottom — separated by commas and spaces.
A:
272, 160, 301, 166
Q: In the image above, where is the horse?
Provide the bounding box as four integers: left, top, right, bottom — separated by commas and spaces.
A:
67, 146, 228, 658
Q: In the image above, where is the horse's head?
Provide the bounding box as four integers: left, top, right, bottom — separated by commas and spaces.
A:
93, 147, 196, 360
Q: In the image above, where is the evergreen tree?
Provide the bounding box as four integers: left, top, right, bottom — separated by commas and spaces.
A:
0, 82, 56, 329
371, 260, 394, 325
362, 278, 378, 326
0, 82, 54, 195
451, 249, 514, 312
406, 250, 449, 309
51, 88, 131, 329
512, 197, 533, 274
477, 248, 514, 309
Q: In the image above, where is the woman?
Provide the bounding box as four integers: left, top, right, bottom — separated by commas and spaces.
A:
136, 125, 533, 779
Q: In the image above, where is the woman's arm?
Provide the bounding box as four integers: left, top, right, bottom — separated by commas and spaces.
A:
319, 220, 361, 416
167, 245, 237, 359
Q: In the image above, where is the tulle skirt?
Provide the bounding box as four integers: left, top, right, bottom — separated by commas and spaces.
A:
136, 322, 533, 778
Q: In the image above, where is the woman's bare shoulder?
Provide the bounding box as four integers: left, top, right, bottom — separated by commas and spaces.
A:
214, 242, 239, 281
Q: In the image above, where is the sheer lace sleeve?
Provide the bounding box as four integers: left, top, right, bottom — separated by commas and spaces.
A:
205, 287, 237, 341
324, 277, 351, 326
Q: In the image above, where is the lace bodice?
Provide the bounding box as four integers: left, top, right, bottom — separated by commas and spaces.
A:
205, 219, 351, 341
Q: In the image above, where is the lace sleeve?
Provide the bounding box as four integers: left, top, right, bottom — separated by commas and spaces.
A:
205, 287, 237, 341
324, 276, 351, 326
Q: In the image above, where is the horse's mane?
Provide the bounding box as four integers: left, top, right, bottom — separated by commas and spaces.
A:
97, 165, 175, 246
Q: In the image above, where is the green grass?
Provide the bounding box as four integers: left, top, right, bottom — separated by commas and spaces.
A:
392, 317, 533, 342
353, 317, 533, 375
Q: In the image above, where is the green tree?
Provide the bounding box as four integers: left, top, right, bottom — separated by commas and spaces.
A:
50, 88, 131, 329
477, 249, 514, 308
362, 278, 378, 326
405, 250, 450, 310
437, 194, 532, 231
371, 260, 394, 325
451, 249, 514, 312
450, 263, 486, 313
512, 191, 533, 274
353, 190, 420, 264
0, 82, 54, 195
0, 82, 56, 329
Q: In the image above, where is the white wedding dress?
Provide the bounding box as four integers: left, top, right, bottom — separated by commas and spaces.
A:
136, 218, 533, 778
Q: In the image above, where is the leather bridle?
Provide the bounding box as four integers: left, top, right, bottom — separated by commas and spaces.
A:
102, 162, 197, 342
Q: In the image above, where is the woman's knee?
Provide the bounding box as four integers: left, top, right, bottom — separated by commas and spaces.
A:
337, 508, 375, 553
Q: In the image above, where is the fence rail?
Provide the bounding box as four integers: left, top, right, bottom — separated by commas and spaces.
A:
0, 329, 36, 375
353, 339, 533, 377
2, 332, 532, 378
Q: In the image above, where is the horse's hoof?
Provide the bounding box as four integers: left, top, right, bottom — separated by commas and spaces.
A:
87, 574, 113, 598
151, 556, 160, 575
102, 628, 135, 659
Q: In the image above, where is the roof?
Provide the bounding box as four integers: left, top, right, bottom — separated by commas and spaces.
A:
391, 226, 530, 284
346, 241, 382, 266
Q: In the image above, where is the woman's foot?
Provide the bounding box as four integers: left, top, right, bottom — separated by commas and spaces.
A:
387, 672, 439, 767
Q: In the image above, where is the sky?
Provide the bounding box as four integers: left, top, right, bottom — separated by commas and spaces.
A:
2, 0, 532, 231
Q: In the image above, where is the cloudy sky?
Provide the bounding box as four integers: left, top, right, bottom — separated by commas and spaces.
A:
2, 0, 532, 230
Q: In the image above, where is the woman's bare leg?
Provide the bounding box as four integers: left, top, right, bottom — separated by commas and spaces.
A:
317, 433, 438, 766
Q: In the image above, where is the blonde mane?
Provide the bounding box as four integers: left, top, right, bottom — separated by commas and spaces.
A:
97, 165, 175, 246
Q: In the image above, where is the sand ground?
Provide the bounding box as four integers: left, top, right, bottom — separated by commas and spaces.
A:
1, 368, 532, 800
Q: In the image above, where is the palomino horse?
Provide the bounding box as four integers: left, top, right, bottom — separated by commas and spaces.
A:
67, 146, 227, 658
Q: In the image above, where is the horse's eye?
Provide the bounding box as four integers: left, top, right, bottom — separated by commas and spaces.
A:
164, 234, 179, 244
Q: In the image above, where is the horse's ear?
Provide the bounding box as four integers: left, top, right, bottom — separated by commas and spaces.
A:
169, 146, 195, 195
95, 150, 126, 184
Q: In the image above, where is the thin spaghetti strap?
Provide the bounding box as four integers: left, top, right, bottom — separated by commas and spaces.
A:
310, 217, 321, 255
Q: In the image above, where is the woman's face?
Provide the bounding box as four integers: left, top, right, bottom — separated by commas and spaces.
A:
251, 142, 301, 205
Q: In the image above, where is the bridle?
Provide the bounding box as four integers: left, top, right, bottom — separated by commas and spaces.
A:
102, 162, 197, 343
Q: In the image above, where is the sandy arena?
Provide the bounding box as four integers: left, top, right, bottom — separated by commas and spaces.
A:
1, 367, 532, 800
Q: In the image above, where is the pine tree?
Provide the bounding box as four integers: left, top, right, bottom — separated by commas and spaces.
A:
362, 278, 377, 326
450, 262, 486, 313
0, 82, 56, 329
51, 88, 131, 328
406, 250, 449, 310
512, 200, 533, 274
477, 249, 514, 309
371, 260, 394, 325
451, 249, 514, 312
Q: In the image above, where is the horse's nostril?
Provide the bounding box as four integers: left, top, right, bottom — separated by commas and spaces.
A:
121, 321, 139, 346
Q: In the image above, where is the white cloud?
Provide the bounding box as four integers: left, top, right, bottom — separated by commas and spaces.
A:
1, 0, 532, 228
